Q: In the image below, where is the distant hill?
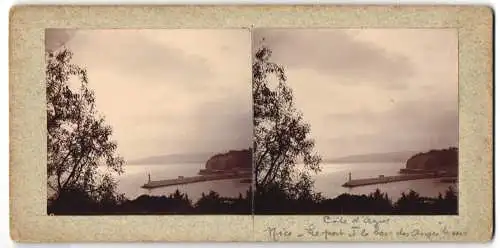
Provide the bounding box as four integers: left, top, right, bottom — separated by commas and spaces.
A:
406, 147, 458, 174
205, 149, 252, 170
324, 151, 418, 163
127, 152, 214, 165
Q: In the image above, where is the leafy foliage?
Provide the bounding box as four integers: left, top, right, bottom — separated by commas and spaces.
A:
253, 43, 321, 197
46, 48, 124, 203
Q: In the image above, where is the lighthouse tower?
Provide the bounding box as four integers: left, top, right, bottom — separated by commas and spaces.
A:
348, 172, 352, 182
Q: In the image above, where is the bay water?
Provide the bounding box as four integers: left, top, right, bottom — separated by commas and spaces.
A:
114, 162, 457, 202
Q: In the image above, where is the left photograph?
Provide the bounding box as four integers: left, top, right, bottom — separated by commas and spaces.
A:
46, 29, 253, 215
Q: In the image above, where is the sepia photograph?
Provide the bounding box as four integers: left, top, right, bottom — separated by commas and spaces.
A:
10, 5, 493, 242
45, 29, 253, 215
252, 29, 459, 215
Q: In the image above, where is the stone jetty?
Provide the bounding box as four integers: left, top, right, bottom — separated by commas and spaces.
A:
141, 172, 252, 189
342, 173, 447, 188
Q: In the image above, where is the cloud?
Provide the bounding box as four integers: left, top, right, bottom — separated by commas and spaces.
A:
252, 29, 415, 89
324, 98, 458, 154
252, 29, 457, 158
62, 29, 252, 159
45, 29, 76, 52
69, 30, 213, 91
190, 95, 253, 152
121, 92, 253, 154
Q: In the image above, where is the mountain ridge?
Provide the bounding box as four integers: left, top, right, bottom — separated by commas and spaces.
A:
129, 150, 427, 165
127, 148, 252, 165
126, 152, 214, 165
324, 151, 419, 163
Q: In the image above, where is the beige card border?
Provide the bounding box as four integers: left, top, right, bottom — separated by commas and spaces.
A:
9, 5, 493, 242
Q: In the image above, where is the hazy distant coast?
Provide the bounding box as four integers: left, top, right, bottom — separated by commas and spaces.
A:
324, 151, 418, 163
126, 148, 253, 168
126, 153, 213, 165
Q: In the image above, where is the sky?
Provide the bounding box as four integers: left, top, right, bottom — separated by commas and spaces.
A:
45, 29, 253, 161
45, 28, 458, 161
252, 29, 458, 158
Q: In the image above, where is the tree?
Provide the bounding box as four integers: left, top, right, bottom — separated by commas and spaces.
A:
252, 42, 321, 198
46, 48, 124, 203
368, 189, 392, 213
394, 190, 424, 214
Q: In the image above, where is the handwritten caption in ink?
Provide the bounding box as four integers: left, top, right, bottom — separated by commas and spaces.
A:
264, 216, 467, 241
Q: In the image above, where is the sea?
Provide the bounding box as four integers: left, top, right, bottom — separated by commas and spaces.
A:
115, 163, 251, 202
114, 162, 457, 202
311, 162, 458, 201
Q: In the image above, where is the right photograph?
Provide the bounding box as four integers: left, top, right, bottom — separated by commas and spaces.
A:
252, 29, 458, 215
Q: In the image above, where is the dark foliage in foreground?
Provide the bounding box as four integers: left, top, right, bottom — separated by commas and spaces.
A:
48, 186, 457, 215
48, 188, 253, 215
254, 186, 458, 215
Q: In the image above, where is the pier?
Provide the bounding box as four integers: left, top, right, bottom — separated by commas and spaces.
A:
141, 172, 252, 189
342, 173, 448, 188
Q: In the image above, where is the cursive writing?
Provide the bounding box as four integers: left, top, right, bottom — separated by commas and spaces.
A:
264, 216, 468, 241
